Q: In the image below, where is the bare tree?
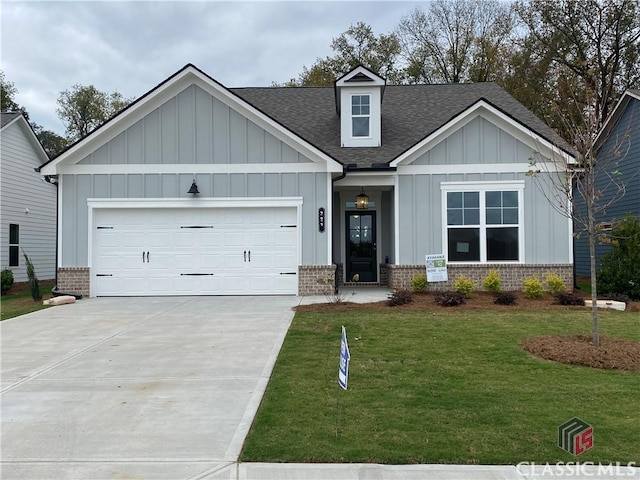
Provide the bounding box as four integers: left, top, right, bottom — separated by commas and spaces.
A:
396, 0, 516, 83
528, 85, 633, 346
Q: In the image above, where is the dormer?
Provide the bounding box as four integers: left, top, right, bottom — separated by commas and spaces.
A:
335, 66, 385, 148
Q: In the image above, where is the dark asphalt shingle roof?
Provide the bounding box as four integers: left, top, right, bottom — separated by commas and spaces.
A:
232, 83, 573, 168
1, 112, 22, 129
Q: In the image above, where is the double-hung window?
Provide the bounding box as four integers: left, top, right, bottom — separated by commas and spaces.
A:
351, 94, 370, 137
443, 183, 523, 262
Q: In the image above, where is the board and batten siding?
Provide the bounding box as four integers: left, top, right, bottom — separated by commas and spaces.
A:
77, 85, 312, 166
0, 119, 56, 281
574, 97, 640, 276
396, 115, 571, 265
59, 172, 329, 267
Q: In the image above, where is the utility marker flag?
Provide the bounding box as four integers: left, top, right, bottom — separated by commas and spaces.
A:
338, 326, 350, 390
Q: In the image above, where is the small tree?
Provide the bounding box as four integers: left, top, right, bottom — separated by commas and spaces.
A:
22, 251, 41, 301
528, 87, 633, 347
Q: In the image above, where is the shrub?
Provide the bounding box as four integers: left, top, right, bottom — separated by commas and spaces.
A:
453, 275, 475, 298
434, 291, 466, 307
545, 273, 566, 295
1, 269, 14, 295
522, 275, 544, 299
555, 292, 586, 306
597, 215, 640, 300
482, 269, 502, 293
23, 251, 41, 301
411, 274, 428, 293
387, 289, 413, 307
494, 292, 517, 305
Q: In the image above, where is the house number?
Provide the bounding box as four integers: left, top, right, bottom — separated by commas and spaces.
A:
318, 207, 325, 232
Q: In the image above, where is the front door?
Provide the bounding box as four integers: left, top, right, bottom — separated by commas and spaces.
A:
346, 212, 377, 282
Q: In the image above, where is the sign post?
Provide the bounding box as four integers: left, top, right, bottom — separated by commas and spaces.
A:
336, 326, 350, 438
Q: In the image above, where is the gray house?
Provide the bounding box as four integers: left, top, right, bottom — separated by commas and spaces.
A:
39, 64, 575, 297
574, 89, 640, 277
1, 112, 56, 282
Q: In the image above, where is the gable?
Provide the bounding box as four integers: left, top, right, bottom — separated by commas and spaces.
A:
391, 101, 573, 168
75, 85, 313, 168
411, 116, 543, 166
40, 65, 342, 175
0, 114, 49, 165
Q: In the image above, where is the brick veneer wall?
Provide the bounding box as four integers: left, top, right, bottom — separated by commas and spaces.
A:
298, 265, 337, 295
387, 264, 573, 292
57, 267, 90, 297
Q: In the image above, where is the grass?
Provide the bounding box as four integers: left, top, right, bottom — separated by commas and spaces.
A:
240, 308, 640, 465
1, 280, 55, 321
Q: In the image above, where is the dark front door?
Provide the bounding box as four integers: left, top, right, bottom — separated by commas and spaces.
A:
346, 212, 377, 282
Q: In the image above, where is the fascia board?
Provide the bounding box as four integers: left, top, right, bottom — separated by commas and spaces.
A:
390, 100, 575, 167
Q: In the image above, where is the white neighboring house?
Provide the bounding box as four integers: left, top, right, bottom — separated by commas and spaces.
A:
1, 112, 56, 282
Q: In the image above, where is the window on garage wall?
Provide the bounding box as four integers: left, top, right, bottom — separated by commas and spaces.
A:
9, 224, 19, 267
442, 182, 524, 263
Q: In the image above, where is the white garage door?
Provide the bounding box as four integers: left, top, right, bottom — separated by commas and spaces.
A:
91, 207, 298, 296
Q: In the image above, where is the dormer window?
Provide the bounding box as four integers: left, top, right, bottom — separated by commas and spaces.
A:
352, 95, 370, 137
336, 66, 385, 148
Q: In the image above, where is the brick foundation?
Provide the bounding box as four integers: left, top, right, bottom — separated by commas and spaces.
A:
57, 267, 90, 297
387, 264, 574, 292
298, 265, 337, 296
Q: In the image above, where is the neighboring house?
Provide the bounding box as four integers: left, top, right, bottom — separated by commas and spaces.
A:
39, 64, 575, 297
574, 89, 640, 277
1, 112, 56, 282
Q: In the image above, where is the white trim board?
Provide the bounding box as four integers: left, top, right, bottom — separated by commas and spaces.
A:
58, 162, 330, 175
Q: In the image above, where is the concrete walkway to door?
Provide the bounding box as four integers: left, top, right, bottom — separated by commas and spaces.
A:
1, 296, 300, 479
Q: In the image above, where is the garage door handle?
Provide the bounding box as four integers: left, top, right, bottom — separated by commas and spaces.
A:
146, 251, 149, 263
244, 250, 246, 262
248, 250, 251, 262
142, 251, 145, 263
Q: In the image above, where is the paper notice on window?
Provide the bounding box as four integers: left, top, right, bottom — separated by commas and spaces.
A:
425, 254, 448, 282
457, 242, 470, 253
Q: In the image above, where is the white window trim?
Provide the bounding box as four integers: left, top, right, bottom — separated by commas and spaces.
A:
441, 181, 525, 264
350, 94, 371, 139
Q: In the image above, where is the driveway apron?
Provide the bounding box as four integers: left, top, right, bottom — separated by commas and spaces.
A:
1, 296, 298, 479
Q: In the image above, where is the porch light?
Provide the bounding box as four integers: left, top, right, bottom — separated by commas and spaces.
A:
188, 180, 199, 195
356, 189, 369, 209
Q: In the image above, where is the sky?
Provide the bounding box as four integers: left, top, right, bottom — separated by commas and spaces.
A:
1, 0, 423, 136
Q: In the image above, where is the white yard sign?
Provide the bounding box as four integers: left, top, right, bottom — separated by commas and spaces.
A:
425, 254, 448, 282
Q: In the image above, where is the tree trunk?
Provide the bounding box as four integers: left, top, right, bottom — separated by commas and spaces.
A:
588, 231, 600, 347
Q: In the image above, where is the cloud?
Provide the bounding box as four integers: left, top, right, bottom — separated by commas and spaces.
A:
2, 1, 419, 135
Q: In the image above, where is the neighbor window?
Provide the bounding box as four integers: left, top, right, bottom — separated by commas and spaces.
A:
351, 94, 370, 137
444, 185, 522, 262
9, 224, 19, 267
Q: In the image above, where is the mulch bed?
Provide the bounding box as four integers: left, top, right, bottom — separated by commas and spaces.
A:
520, 335, 640, 372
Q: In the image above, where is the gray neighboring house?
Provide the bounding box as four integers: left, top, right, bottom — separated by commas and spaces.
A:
574, 89, 640, 277
39, 64, 575, 297
1, 112, 56, 282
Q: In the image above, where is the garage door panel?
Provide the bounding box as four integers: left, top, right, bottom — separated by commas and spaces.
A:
93, 206, 299, 296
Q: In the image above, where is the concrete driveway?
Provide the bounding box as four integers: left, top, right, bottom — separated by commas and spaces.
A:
1, 296, 298, 479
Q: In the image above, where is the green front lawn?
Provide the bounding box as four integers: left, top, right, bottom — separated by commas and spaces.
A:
241, 308, 640, 464
1, 280, 55, 321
